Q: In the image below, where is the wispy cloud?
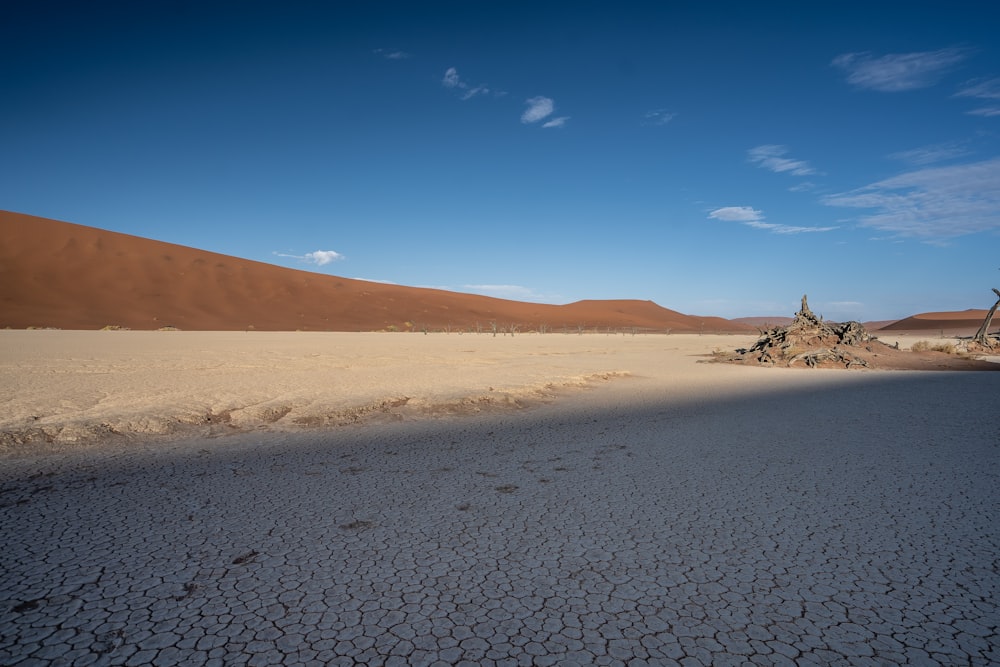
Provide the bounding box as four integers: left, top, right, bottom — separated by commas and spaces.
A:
642, 109, 676, 126
274, 250, 345, 266
542, 116, 569, 128
831, 47, 968, 92
373, 48, 411, 60
441, 67, 498, 100
823, 157, 1000, 241
521, 96, 555, 124
709, 206, 763, 222
955, 77, 1000, 99
708, 206, 837, 234
460, 85, 490, 100
889, 141, 970, 166
748, 145, 815, 176
955, 77, 1000, 116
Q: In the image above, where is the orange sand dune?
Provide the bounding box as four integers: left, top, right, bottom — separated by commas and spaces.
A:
0, 211, 748, 333
878, 309, 994, 335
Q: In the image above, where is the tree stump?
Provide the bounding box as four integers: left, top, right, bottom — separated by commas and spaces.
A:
732, 294, 874, 368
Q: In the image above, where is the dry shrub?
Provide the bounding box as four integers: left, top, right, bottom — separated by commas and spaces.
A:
912, 340, 956, 354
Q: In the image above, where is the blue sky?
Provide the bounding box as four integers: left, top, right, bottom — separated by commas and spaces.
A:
3, 1, 999, 320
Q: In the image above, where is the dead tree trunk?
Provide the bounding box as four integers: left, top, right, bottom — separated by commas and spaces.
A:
973, 288, 1000, 344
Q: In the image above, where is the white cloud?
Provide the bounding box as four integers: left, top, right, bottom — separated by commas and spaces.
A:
304, 250, 344, 265
642, 109, 676, 126
521, 96, 555, 123
889, 141, 970, 166
709, 206, 764, 222
709, 206, 837, 234
823, 157, 1000, 240
831, 47, 968, 92
788, 182, 816, 193
748, 145, 815, 176
542, 116, 569, 128
442, 67, 460, 88
274, 250, 345, 266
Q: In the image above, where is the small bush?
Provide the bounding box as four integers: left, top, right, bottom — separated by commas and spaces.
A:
911, 340, 956, 354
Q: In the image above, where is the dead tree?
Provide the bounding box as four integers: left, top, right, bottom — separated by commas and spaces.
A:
972, 288, 1000, 344
734, 294, 873, 368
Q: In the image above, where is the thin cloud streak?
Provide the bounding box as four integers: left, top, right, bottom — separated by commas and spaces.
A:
955, 77, 1000, 99
542, 116, 569, 128
788, 182, 816, 193
708, 206, 836, 234
748, 145, 814, 176
955, 77, 1000, 116
461, 85, 490, 100
823, 158, 1000, 240
642, 109, 676, 126
832, 47, 968, 92
709, 206, 763, 222
890, 142, 970, 166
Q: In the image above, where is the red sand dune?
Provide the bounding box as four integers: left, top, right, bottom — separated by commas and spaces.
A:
877, 309, 994, 335
1, 211, 751, 333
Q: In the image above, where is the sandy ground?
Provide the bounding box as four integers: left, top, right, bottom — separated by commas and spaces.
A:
2, 330, 767, 451
2, 330, 996, 451
2, 331, 999, 664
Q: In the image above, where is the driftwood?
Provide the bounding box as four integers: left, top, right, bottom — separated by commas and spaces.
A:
733, 295, 874, 369
972, 288, 1000, 346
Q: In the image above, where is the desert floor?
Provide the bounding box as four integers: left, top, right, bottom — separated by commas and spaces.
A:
0, 330, 779, 449
1, 331, 998, 665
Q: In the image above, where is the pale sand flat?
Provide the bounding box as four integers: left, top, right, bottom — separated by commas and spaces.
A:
4, 330, 995, 451
2, 330, 765, 449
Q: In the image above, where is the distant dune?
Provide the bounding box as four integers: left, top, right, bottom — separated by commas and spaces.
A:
877, 309, 994, 336
0, 211, 748, 332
